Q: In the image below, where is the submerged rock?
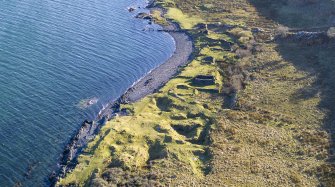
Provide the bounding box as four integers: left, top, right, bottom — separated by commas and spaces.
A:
77, 97, 98, 109
128, 7, 135, 12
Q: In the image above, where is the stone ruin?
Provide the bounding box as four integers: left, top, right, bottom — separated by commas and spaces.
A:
192, 75, 215, 86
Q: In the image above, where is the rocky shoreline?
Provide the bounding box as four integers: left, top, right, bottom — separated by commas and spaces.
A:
121, 26, 193, 103
49, 1, 193, 186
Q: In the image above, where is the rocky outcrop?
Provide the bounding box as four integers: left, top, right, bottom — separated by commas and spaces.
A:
49, 114, 114, 186
135, 12, 153, 20
276, 31, 332, 45
288, 31, 328, 42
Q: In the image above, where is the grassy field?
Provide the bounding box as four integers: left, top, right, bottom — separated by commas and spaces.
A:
59, 0, 335, 186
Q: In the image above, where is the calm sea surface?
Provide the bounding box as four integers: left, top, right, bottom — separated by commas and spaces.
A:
0, 0, 175, 186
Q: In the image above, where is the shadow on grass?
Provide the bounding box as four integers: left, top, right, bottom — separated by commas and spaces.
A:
249, 0, 335, 28
248, 0, 335, 184
275, 41, 335, 144
276, 40, 335, 185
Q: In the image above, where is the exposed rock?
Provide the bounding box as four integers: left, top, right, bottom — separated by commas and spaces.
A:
144, 78, 153, 86
135, 12, 153, 20
251, 27, 263, 33
277, 31, 331, 45
290, 31, 328, 41
50, 116, 112, 185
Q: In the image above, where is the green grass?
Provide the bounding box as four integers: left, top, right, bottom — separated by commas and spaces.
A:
166, 8, 203, 29
59, 0, 335, 186
59, 54, 222, 185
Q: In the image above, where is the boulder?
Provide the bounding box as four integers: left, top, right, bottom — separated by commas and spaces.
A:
251, 27, 263, 33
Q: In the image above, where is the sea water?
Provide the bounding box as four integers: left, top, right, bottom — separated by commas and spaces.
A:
0, 0, 175, 185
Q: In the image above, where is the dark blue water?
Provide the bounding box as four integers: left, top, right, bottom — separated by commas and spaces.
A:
0, 0, 175, 186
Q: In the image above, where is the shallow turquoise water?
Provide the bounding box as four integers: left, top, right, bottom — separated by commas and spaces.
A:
0, 0, 175, 186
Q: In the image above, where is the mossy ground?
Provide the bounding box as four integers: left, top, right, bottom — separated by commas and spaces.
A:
59, 0, 335, 186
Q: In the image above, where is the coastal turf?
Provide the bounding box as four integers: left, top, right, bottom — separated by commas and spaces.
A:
59, 0, 335, 186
